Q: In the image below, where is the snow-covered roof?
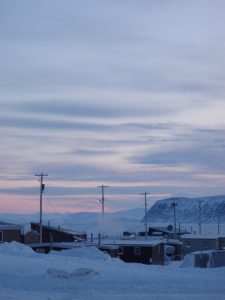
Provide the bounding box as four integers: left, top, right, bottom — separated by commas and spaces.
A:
28, 242, 96, 249
102, 239, 162, 247
180, 234, 225, 239
0, 221, 22, 231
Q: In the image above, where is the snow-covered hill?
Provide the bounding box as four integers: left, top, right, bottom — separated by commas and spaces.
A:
0, 208, 144, 236
146, 195, 225, 224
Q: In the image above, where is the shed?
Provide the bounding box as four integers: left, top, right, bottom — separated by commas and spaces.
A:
0, 221, 22, 243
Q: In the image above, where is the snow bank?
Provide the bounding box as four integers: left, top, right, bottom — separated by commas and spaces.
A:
180, 254, 195, 268
0, 241, 35, 256
51, 245, 110, 261
47, 267, 99, 278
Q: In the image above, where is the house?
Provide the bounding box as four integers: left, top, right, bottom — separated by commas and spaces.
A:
0, 221, 22, 243
180, 234, 225, 254
30, 222, 87, 243
101, 240, 164, 265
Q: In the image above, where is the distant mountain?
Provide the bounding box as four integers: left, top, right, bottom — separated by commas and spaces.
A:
145, 195, 225, 224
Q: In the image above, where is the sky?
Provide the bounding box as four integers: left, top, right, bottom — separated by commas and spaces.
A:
0, 0, 225, 213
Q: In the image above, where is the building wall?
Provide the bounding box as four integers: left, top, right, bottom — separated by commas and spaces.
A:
118, 244, 164, 265
0, 230, 21, 242
152, 244, 164, 265
182, 238, 218, 254
218, 237, 225, 249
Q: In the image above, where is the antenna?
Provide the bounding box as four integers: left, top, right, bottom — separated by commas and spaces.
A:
35, 172, 48, 244
98, 184, 109, 218
141, 192, 150, 240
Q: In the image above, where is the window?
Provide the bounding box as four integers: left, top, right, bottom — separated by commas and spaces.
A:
134, 247, 140, 256
0, 231, 3, 243
118, 246, 123, 255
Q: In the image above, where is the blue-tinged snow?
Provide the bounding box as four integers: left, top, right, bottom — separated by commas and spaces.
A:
0, 242, 225, 299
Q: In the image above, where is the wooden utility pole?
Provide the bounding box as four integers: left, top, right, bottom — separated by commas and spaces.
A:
35, 172, 48, 243
141, 192, 150, 240
98, 184, 109, 218
171, 200, 177, 239
198, 200, 202, 235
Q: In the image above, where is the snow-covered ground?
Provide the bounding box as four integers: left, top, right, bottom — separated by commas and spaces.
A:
1, 210, 225, 299
0, 242, 225, 300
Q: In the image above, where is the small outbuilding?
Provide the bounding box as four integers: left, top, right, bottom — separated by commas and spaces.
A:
0, 221, 22, 243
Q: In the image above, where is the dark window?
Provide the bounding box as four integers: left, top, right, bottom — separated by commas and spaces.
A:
134, 247, 140, 256
118, 246, 123, 255
0, 231, 3, 242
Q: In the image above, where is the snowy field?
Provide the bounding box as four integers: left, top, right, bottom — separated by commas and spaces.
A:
0, 242, 225, 300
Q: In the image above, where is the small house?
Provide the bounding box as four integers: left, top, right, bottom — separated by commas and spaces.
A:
102, 240, 164, 265
0, 221, 22, 243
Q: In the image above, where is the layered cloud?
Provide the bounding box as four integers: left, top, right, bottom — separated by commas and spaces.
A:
0, 0, 225, 212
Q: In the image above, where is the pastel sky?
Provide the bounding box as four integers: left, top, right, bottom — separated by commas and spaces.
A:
0, 0, 225, 213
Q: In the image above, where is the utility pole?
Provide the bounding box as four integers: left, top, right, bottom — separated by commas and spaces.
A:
198, 200, 202, 235
141, 192, 150, 240
217, 213, 220, 235
171, 200, 177, 239
35, 172, 48, 244
98, 184, 109, 218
